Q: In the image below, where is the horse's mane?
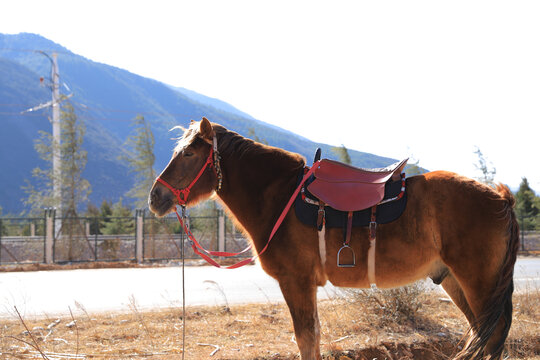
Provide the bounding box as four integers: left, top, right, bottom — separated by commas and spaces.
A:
171, 121, 306, 182
212, 124, 306, 169
172, 124, 200, 153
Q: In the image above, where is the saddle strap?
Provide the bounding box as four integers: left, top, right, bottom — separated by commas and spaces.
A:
317, 201, 326, 231
368, 206, 377, 286
345, 211, 353, 245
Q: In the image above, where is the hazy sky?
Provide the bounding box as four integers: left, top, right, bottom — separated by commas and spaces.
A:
1, 0, 539, 190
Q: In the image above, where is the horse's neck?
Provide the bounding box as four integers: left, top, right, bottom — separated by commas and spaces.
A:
216, 147, 301, 241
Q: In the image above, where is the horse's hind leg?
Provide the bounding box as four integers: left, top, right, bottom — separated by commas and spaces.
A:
278, 275, 321, 360
441, 273, 475, 325
444, 237, 516, 360
446, 267, 513, 360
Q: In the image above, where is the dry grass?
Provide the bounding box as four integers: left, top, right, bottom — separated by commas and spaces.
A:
1, 286, 538, 360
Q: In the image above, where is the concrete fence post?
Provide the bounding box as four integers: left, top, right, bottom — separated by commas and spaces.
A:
218, 210, 225, 253
136, 209, 144, 263
44, 209, 55, 264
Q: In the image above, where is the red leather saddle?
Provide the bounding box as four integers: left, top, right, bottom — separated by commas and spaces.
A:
307, 158, 408, 212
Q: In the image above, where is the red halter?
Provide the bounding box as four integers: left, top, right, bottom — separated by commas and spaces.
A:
155, 133, 320, 269
156, 148, 215, 206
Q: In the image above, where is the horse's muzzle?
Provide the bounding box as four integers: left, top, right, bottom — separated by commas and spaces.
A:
148, 185, 174, 216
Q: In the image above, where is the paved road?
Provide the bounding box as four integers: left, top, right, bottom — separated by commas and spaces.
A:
0, 258, 538, 319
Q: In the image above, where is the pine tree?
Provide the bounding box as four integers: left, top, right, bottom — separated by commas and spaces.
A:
515, 177, 539, 231
331, 145, 351, 165
404, 158, 426, 177
473, 147, 496, 186
121, 115, 156, 209
23, 101, 90, 216
85, 202, 101, 235
97, 199, 113, 235
247, 128, 268, 145
60, 102, 91, 216
22, 129, 58, 213
22, 102, 91, 260
101, 198, 135, 235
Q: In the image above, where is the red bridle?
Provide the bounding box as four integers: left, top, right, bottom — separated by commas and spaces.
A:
156, 148, 215, 206
156, 134, 222, 206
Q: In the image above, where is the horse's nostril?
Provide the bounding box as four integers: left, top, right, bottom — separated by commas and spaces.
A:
150, 187, 161, 205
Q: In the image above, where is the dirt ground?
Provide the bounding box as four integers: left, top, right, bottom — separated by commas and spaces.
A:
1, 285, 538, 360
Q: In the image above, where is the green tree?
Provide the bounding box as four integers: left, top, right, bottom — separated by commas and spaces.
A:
247, 128, 268, 145
405, 158, 426, 177
85, 202, 101, 235
534, 196, 540, 230
22, 130, 58, 213
101, 198, 135, 235
23, 102, 90, 216
473, 146, 496, 186
0, 206, 7, 236
331, 145, 351, 165
98, 199, 113, 234
100, 199, 113, 218
60, 102, 91, 216
98, 199, 133, 259
120, 115, 156, 209
515, 177, 539, 231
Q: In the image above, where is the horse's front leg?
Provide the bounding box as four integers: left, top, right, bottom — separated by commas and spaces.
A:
278, 275, 321, 360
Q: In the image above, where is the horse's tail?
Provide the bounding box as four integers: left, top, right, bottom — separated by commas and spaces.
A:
456, 184, 519, 360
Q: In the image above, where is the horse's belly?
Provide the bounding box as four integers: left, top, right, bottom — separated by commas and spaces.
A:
324, 248, 439, 289
322, 218, 441, 289
325, 262, 437, 289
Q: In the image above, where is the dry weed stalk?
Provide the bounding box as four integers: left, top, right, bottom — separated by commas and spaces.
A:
197, 342, 221, 356
74, 300, 91, 322
128, 295, 155, 349
204, 280, 231, 313
68, 306, 79, 358
12, 306, 50, 360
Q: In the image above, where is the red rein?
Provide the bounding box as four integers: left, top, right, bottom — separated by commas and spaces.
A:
156, 154, 320, 269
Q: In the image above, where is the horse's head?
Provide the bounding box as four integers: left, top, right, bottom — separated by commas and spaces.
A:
148, 117, 221, 217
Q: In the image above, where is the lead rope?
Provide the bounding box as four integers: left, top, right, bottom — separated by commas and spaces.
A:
181, 205, 187, 360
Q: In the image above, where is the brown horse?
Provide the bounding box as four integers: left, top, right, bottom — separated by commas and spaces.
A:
149, 118, 519, 360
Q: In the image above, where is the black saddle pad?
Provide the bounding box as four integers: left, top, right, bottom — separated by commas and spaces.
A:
294, 168, 408, 228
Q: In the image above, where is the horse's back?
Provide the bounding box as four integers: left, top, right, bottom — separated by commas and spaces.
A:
413, 170, 514, 227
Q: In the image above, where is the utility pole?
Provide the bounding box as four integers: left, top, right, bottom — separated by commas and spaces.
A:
27, 51, 62, 218
21, 51, 69, 236
51, 52, 61, 220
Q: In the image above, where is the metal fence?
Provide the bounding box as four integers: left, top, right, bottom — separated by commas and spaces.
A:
0, 209, 249, 265
0, 210, 539, 266
521, 230, 540, 253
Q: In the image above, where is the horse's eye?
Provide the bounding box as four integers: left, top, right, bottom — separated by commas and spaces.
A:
183, 151, 194, 157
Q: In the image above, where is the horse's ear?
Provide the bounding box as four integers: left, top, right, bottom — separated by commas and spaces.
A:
199, 117, 214, 141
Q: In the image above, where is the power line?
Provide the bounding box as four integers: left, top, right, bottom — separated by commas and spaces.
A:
0, 111, 46, 117
0, 48, 74, 56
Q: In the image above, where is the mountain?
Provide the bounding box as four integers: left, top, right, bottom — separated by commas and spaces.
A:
0, 33, 397, 214
170, 86, 256, 121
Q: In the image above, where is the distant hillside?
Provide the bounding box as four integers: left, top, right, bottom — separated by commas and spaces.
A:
170, 86, 256, 121
0, 33, 397, 214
